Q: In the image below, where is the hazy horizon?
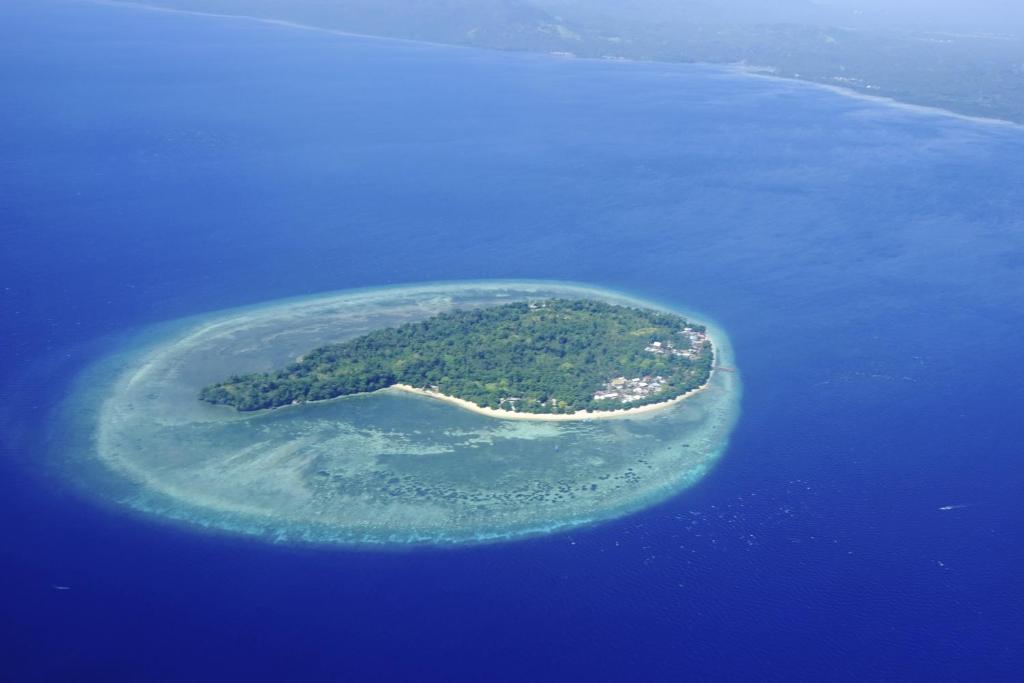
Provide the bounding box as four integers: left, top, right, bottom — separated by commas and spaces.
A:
537, 0, 1024, 33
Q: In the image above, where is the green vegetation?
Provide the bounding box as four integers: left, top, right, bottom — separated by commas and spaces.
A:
200, 299, 713, 414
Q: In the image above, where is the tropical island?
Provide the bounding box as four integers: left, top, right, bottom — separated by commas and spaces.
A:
85, 283, 739, 544
199, 298, 713, 416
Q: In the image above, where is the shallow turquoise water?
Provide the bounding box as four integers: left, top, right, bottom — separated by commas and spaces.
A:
58, 281, 740, 545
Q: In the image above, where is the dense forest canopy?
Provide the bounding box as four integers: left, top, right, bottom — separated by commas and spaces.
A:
200, 299, 713, 414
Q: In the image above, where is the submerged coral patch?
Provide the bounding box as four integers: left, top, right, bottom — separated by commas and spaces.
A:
61, 281, 741, 545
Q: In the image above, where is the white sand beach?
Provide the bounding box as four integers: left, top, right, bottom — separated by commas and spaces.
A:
388, 344, 716, 422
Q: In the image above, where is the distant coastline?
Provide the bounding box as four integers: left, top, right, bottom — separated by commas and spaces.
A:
730, 64, 1021, 130
102, 0, 1022, 129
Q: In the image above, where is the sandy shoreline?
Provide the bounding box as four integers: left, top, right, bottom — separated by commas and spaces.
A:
388, 356, 716, 422
388, 380, 711, 421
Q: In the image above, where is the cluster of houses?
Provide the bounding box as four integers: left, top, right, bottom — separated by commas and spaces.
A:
592, 327, 709, 404
643, 326, 708, 360
593, 375, 669, 404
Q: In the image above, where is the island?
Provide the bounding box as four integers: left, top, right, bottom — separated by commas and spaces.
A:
200, 298, 713, 417
78, 282, 739, 545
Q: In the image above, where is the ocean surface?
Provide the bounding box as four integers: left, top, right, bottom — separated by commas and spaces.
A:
1, 1, 1022, 680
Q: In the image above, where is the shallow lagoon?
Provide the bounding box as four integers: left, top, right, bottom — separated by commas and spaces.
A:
59, 281, 739, 545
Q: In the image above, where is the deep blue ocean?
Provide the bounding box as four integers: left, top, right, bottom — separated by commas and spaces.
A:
2, 1, 1023, 680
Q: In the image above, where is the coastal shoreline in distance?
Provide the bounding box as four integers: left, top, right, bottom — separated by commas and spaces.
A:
386, 346, 717, 422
